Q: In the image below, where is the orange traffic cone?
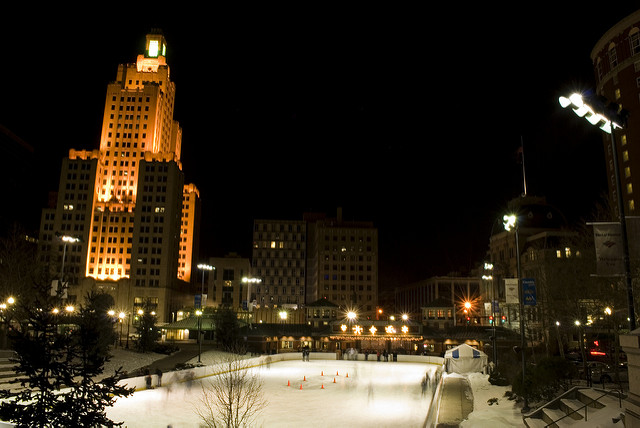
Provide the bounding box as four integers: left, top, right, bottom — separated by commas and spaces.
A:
336, 371, 339, 376
287, 380, 290, 386
303, 376, 306, 381
346, 373, 349, 378
321, 384, 324, 389
300, 384, 303, 390
321, 371, 324, 376
333, 377, 336, 383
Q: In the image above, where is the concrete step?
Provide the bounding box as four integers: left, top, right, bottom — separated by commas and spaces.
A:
541, 407, 576, 426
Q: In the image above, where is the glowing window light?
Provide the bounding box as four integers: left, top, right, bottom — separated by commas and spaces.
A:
148, 40, 159, 57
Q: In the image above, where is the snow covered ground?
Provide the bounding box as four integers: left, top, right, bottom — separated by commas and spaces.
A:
100, 349, 628, 427
106, 358, 439, 427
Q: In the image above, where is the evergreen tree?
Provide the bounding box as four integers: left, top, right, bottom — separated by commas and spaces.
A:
214, 307, 241, 352
0, 283, 133, 427
134, 299, 160, 353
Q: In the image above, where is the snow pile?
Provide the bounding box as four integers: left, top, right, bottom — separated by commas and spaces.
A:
460, 372, 524, 427
100, 347, 166, 380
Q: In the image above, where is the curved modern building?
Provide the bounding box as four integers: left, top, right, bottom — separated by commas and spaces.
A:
591, 9, 640, 218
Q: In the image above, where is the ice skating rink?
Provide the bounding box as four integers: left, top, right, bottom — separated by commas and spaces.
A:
106, 359, 438, 428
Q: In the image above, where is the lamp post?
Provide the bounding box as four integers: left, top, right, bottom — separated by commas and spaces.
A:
195, 309, 203, 363
197, 263, 214, 309
242, 276, 262, 313
56, 233, 80, 298
504, 214, 528, 412
483, 262, 497, 368
196, 263, 213, 360
118, 312, 126, 348
278, 310, 287, 353
559, 92, 635, 331
555, 321, 564, 359
576, 320, 590, 386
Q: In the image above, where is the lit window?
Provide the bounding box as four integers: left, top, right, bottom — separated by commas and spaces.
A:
148, 40, 159, 57
625, 167, 631, 178
628, 183, 633, 194
630, 200, 636, 211
565, 247, 572, 258
556, 250, 562, 258
623, 150, 629, 162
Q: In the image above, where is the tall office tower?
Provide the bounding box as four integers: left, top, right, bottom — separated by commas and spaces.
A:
591, 10, 640, 219
307, 209, 378, 318
251, 219, 307, 309
37, 30, 200, 322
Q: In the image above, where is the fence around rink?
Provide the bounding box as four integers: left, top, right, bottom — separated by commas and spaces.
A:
116, 351, 445, 392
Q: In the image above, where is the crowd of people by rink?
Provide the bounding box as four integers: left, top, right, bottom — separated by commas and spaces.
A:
340, 348, 400, 361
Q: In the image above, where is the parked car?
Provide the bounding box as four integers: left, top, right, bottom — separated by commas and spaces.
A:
581, 361, 628, 384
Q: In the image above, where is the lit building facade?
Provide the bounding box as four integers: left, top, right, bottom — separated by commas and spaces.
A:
37, 30, 200, 323
591, 10, 640, 219
250, 209, 379, 318
251, 219, 307, 309
307, 211, 378, 317
208, 255, 251, 309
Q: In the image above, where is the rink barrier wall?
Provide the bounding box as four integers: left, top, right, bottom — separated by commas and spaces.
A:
117, 352, 445, 392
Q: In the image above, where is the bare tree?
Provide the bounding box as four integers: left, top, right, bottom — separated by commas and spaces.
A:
195, 351, 268, 428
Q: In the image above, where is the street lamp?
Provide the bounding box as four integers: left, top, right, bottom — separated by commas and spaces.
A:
118, 312, 126, 348
484, 262, 497, 367
195, 309, 203, 363
504, 213, 528, 412
555, 321, 564, 359
559, 92, 635, 331
242, 276, 262, 312
278, 310, 287, 353
197, 263, 214, 309
55, 233, 81, 299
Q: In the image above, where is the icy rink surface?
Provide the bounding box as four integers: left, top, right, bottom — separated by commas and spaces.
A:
106, 359, 438, 428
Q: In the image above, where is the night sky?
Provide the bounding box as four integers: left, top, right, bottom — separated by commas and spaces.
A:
2, 5, 639, 289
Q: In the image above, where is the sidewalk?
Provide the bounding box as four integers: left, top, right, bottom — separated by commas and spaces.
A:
144, 343, 214, 373
436, 375, 474, 427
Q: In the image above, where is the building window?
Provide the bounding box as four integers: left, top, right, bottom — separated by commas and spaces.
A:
631, 30, 640, 55
628, 183, 633, 195
609, 45, 618, 69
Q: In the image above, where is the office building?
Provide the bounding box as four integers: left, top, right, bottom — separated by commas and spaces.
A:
37, 30, 199, 323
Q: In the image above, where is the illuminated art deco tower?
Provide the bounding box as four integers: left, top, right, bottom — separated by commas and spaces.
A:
37, 31, 200, 322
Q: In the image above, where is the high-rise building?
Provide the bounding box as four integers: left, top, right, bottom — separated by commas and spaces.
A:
250, 209, 378, 318
251, 219, 307, 309
307, 210, 378, 317
37, 30, 200, 323
591, 9, 640, 219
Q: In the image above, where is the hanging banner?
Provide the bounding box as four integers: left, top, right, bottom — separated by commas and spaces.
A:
522, 278, 536, 306
505, 278, 519, 304
592, 222, 624, 276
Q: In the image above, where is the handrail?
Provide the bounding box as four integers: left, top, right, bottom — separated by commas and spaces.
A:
543, 388, 624, 427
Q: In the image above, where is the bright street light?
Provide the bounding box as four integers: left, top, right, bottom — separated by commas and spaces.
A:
503, 212, 528, 412
559, 91, 635, 331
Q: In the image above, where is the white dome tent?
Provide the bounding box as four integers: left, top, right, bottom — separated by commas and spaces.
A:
444, 343, 488, 374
